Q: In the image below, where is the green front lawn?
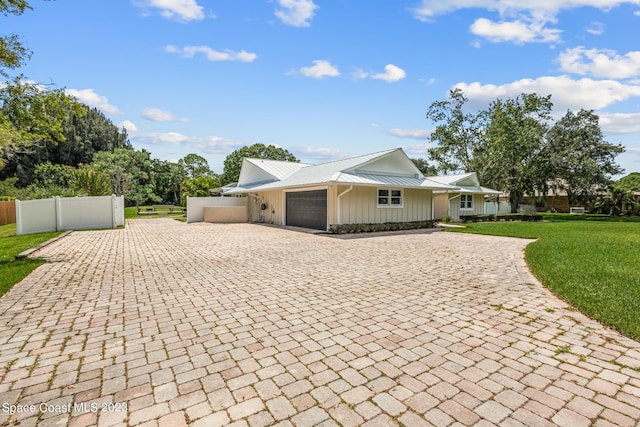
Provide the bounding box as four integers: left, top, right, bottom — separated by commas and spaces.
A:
449, 218, 640, 341
0, 224, 62, 297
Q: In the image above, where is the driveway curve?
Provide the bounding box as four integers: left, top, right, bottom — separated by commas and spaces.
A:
1, 218, 639, 426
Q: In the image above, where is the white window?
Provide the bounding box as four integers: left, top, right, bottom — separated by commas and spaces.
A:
378, 188, 403, 208
460, 194, 473, 210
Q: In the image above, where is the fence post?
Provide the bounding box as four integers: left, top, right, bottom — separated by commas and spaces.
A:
55, 196, 62, 231
111, 195, 116, 229
15, 200, 22, 235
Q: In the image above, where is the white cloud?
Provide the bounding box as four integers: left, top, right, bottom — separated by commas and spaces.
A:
412, 0, 638, 43
275, 0, 318, 27
134, 0, 204, 22
599, 113, 640, 134
142, 107, 189, 122
196, 136, 246, 154
352, 68, 370, 80
388, 128, 431, 139
401, 143, 432, 156
165, 45, 257, 62
470, 17, 561, 43
586, 21, 605, 35
297, 60, 340, 79
371, 64, 407, 83
454, 75, 640, 112
412, 1, 639, 21
65, 89, 121, 114
297, 146, 350, 163
119, 120, 138, 133
557, 47, 640, 79
134, 132, 191, 145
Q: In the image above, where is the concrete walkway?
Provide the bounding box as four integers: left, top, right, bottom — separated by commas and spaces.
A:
1, 218, 639, 426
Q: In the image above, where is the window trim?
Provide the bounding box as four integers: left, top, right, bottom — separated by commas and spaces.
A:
377, 188, 403, 208
460, 194, 474, 210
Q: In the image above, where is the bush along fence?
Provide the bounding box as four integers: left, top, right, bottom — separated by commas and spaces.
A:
328, 220, 437, 234
460, 213, 543, 223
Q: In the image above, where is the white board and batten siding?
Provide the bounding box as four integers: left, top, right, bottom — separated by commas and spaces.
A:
338, 186, 432, 224
433, 193, 485, 221
16, 195, 125, 235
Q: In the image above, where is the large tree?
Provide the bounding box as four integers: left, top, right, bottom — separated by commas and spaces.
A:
426, 88, 488, 176
544, 109, 624, 205
425, 90, 624, 212
615, 172, 640, 193
92, 148, 160, 206
1, 0, 35, 77
178, 153, 212, 180
221, 143, 298, 184
482, 93, 553, 212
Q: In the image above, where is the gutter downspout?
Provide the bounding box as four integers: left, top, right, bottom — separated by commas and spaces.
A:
337, 185, 353, 225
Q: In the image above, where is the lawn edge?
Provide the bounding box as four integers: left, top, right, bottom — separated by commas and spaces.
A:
15, 230, 72, 259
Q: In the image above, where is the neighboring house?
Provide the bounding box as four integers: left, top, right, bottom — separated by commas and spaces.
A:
223, 148, 458, 231
428, 172, 500, 221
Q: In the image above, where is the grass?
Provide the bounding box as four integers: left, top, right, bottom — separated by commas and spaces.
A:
124, 206, 186, 219
448, 214, 640, 341
0, 223, 62, 297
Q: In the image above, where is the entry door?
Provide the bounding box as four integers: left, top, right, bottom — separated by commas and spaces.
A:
286, 190, 327, 230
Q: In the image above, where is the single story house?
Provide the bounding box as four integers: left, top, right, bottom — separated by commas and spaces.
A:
223, 148, 459, 231
428, 172, 500, 221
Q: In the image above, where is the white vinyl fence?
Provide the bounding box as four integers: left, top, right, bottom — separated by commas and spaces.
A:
16, 195, 125, 235
186, 196, 247, 223
484, 201, 512, 215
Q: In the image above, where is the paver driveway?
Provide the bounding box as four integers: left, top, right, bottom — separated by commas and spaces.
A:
1, 218, 640, 427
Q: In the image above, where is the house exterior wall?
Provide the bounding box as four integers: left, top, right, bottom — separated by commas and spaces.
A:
336, 186, 432, 225
247, 190, 284, 225
248, 186, 337, 228
433, 193, 449, 220
433, 193, 485, 221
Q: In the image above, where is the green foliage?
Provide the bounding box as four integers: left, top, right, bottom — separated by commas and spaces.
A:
426, 88, 488, 175
328, 220, 435, 234
180, 175, 219, 203
221, 143, 298, 184
152, 159, 187, 205
483, 93, 553, 212
1, 1, 34, 77
449, 220, 640, 340
33, 161, 74, 188
544, 110, 624, 205
0, 78, 86, 146
178, 153, 212, 179
410, 158, 437, 176
71, 165, 111, 196
616, 172, 640, 193
594, 187, 639, 216
92, 148, 160, 206
425, 90, 625, 213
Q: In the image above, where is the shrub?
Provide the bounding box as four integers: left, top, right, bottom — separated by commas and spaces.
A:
328, 220, 436, 234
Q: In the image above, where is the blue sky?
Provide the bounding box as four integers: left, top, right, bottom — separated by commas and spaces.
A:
5, 0, 640, 176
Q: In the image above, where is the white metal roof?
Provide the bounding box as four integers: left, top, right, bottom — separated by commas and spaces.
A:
243, 158, 311, 180
225, 148, 459, 194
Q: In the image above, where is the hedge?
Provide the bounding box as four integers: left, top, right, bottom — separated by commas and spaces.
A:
460, 213, 542, 223
328, 220, 436, 234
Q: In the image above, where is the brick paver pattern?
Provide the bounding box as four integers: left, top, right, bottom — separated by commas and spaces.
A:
1, 218, 640, 426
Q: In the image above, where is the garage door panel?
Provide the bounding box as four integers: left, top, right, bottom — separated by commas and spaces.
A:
286, 190, 327, 230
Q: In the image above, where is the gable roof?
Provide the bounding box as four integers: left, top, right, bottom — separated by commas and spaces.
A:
427, 172, 499, 194
226, 148, 458, 194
